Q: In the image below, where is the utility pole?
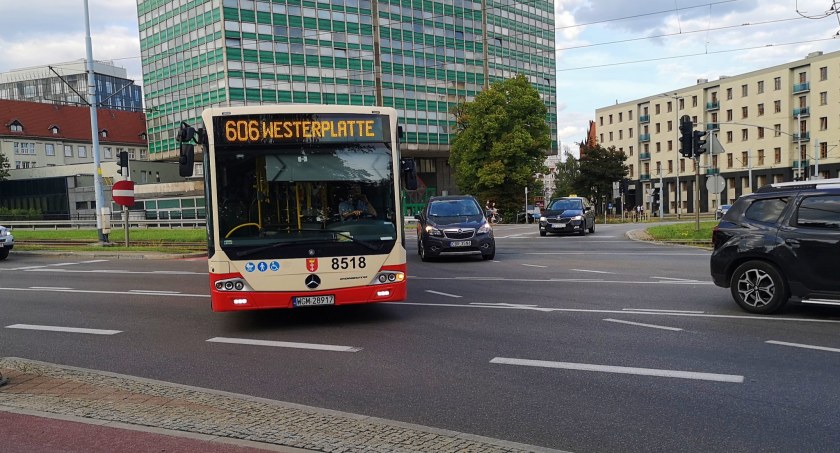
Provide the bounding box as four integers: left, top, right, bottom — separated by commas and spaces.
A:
694, 153, 701, 232
84, 0, 108, 243
796, 112, 802, 180
658, 162, 664, 220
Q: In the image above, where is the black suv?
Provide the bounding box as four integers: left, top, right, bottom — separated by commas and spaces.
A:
416, 195, 495, 261
710, 179, 840, 314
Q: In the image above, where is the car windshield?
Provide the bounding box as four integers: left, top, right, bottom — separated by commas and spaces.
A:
429, 199, 481, 217
549, 199, 583, 211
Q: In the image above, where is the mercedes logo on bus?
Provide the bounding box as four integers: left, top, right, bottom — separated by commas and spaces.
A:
305, 274, 321, 289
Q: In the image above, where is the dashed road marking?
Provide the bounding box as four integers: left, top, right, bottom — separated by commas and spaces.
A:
207, 337, 361, 352
570, 269, 615, 274
425, 290, 462, 298
603, 318, 683, 331
766, 340, 840, 353
6, 324, 121, 335
521, 263, 547, 268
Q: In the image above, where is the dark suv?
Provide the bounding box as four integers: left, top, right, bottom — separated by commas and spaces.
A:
416, 195, 495, 261
538, 197, 595, 236
710, 179, 840, 314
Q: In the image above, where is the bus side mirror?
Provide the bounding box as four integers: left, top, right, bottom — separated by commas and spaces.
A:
179, 143, 195, 177
401, 158, 417, 191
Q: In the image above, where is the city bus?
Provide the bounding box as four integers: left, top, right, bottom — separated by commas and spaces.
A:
177, 105, 417, 312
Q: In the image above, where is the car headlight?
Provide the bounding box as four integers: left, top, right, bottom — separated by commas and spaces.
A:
425, 225, 443, 236
572, 215, 583, 221
539, 216, 546, 222
477, 222, 492, 234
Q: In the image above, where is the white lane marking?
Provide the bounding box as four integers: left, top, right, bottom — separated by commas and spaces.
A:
603, 318, 683, 331
389, 302, 840, 324
490, 357, 743, 383
412, 276, 709, 285
425, 290, 462, 298
622, 308, 705, 314
7, 260, 110, 271
526, 252, 709, 256
207, 337, 361, 352
0, 287, 207, 298
27, 269, 205, 275
652, 276, 701, 282
29, 286, 73, 290
521, 263, 547, 268
470, 303, 553, 312
129, 289, 181, 294
6, 324, 121, 335
570, 269, 615, 274
766, 340, 840, 353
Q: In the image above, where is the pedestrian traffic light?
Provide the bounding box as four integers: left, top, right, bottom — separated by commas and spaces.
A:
679, 115, 694, 158
692, 130, 707, 158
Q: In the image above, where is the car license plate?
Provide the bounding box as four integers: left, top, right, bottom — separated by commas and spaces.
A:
551, 223, 566, 228
451, 240, 471, 247
293, 295, 335, 307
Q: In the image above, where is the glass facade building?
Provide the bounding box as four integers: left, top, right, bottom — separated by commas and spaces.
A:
137, 0, 556, 193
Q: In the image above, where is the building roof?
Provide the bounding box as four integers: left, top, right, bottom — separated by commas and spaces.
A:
0, 99, 147, 145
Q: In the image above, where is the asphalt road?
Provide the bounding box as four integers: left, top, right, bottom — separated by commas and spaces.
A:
2, 222, 840, 452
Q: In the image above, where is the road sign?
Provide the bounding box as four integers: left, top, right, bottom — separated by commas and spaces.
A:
706, 175, 725, 194
112, 180, 135, 206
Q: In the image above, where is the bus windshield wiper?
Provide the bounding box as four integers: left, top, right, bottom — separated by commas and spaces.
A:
234, 229, 383, 257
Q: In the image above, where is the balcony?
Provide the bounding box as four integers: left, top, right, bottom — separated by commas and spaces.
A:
639, 152, 651, 160
706, 101, 720, 110
706, 122, 719, 130
639, 134, 650, 142
792, 132, 810, 142
640, 174, 651, 181
792, 159, 810, 169
639, 115, 650, 123
793, 107, 810, 117
793, 82, 810, 93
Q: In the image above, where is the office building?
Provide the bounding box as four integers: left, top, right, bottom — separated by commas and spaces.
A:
595, 50, 840, 214
0, 60, 143, 111
137, 0, 557, 195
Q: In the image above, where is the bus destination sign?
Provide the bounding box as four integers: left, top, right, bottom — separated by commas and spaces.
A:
215, 114, 386, 145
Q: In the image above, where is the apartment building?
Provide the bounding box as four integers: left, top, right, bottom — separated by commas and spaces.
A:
136, 0, 557, 195
595, 50, 840, 214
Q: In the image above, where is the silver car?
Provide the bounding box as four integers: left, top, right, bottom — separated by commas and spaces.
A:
0, 225, 14, 260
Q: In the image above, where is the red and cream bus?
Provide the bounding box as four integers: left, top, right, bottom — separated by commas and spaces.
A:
178, 105, 416, 311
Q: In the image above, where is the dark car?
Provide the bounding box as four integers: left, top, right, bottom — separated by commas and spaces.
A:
416, 195, 495, 261
0, 225, 13, 260
710, 178, 840, 314
538, 197, 595, 236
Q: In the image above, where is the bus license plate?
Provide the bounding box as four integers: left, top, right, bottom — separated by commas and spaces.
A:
293, 295, 335, 307
451, 240, 471, 247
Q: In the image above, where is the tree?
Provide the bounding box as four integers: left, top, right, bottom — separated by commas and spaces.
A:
551, 151, 579, 198
0, 152, 10, 181
573, 144, 628, 212
449, 75, 551, 220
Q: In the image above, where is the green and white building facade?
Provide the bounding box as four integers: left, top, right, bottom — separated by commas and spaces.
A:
137, 0, 557, 194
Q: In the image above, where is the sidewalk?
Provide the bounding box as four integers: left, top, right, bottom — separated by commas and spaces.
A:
0, 358, 566, 453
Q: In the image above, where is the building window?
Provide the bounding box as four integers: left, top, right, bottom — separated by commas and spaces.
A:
774, 147, 781, 163
757, 80, 764, 94
629, 128, 634, 138
655, 123, 661, 134
820, 91, 827, 105
726, 131, 733, 143
820, 142, 828, 159
726, 109, 733, 121
619, 130, 623, 139
609, 131, 613, 141
774, 100, 781, 113
629, 145, 634, 156
655, 104, 661, 115
692, 96, 698, 107
14, 142, 35, 155
820, 66, 828, 81
618, 112, 623, 122
727, 154, 733, 168
609, 114, 613, 124
680, 159, 686, 172
78, 146, 87, 158
667, 120, 672, 131
104, 147, 113, 159
668, 160, 673, 173
667, 101, 672, 113
628, 110, 633, 120
45, 144, 55, 156
668, 140, 673, 151
50, 126, 59, 134
742, 129, 748, 141
820, 117, 828, 130
774, 77, 781, 90
64, 145, 72, 157
679, 98, 685, 109
656, 142, 661, 153
757, 149, 765, 166
726, 88, 733, 100
100, 130, 108, 138
758, 128, 765, 139
774, 124, 781, 137
757, 103, 765, 116
599, 117, 603, 126
629, 164, 634, 178
741, 84, 748, 97
742, 106, 748, 118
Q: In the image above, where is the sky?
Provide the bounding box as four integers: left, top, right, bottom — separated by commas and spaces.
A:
2, 0, 840, 157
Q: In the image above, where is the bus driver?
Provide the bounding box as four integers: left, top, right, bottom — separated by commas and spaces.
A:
339, 185, 377, 220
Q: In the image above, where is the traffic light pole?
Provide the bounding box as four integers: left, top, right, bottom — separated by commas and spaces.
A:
695, 156, 701, 232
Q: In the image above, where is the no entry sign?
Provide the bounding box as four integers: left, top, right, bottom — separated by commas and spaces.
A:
112, 180, 135, 206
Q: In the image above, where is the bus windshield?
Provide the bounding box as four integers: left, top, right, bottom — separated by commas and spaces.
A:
214, 142, 397, 259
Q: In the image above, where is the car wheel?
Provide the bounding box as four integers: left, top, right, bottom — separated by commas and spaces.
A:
730, 260, 788, 314
419, 240, 430, 262
578, 224, 586, 236
539, 230, 547, 237
0, 249, 8, 260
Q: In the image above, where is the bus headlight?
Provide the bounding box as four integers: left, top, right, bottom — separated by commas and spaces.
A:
371, 271, 405, 285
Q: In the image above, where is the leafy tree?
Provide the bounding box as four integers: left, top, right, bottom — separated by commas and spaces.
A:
551, 151, 579, 198
0, 152, 10, 181
449, 74, 551, 220
573, 144, 628, 211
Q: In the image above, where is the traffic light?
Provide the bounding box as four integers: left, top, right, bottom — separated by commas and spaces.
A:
118, 151, 128, 168
652, 187, 661, 209
678, 115, 694, 158
619, 178, 629, 195
692, 130, 707, 158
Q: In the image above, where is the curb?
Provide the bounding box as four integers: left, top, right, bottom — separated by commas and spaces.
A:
13, 250, 206, 260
